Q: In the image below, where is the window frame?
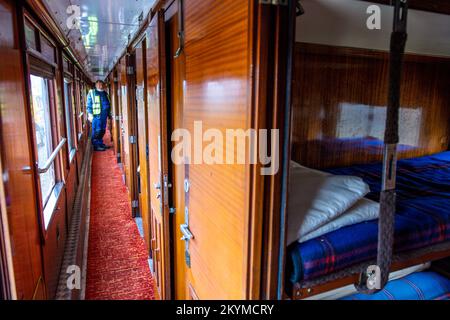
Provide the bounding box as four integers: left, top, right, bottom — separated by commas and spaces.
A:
74, 70, 84, 141
24, 14, 65, 233
28, 72, 64, 229
63, 78, 77, 162
29, 74, 56, 206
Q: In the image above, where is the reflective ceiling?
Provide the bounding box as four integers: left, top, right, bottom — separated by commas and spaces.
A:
44, 0, 156, 80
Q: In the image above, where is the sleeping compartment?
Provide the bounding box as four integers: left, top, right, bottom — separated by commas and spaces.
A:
286, 0, 450, 299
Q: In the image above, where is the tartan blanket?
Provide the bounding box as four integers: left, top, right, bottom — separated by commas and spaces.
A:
342, 271, 450, 300
286, 151, 450, 285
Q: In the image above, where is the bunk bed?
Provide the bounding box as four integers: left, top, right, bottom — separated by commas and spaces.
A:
286, 151, 450, 298
286, 0, 450, 299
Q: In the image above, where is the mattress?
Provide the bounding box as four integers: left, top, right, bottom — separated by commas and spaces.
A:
342, 271, 450, 300
286, 151, 450, 286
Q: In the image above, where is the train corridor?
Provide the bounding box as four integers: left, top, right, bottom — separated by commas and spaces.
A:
85, 131, 155, 300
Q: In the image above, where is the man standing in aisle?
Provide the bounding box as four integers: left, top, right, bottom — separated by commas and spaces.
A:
87, 80, 111, 151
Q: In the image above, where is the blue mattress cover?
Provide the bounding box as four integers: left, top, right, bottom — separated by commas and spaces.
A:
287, 151, 450, 285
342, 271, 450, 300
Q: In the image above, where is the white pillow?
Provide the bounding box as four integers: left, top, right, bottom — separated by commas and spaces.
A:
287, 167, 370, 245
299, 198, 380, 243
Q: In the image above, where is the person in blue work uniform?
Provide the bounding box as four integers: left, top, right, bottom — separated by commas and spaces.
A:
87, 80, 112, 151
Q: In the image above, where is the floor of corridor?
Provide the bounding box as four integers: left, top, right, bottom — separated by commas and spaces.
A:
85, 131, 155, 300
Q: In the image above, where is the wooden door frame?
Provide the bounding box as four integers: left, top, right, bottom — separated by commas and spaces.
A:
133, 33, 152, 252
126, 51, 140, 218
252, 0, 296, 300
112, 68, 121, 163
138, 9, 172, 299
156, 8, 172, 300
163, 0, 183, 299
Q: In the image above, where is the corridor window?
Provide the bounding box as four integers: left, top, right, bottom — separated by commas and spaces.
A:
30, 75, 56, 207
64, 80, 76, 160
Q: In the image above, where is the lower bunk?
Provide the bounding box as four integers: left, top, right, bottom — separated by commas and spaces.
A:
286, 151, 450, 299
342, 270, 450, 300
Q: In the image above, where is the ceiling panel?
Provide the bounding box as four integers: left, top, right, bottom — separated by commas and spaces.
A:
44, 0, 156, 80
296, 0, 450, 57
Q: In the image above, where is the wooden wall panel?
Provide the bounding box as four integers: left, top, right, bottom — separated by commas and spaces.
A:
291, 43, 450, 169
0, 0, 15, 47
0, 0, 44, 299
65, 164, 77, 227
42, 191, 67, 299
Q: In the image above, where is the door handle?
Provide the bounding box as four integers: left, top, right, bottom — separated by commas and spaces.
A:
180, 223, 193, 242
180, 222, 193, 268
22, 166, 33, 174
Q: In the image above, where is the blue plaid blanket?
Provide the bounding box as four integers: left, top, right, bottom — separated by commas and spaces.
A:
342, 271, 450, 300
287, 151, 450, 285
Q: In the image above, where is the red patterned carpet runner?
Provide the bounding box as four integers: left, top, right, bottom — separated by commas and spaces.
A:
86, 131, 155, 300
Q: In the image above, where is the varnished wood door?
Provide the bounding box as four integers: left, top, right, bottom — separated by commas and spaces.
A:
146, 11, 171, 299
175, 0, 256, 300
135, 38, 151, 251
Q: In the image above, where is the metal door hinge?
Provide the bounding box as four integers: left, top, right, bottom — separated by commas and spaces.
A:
259, 0, 288, 5
129, 135, 137, 144
127, 66, 134, 75
132, 200, 139, 208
